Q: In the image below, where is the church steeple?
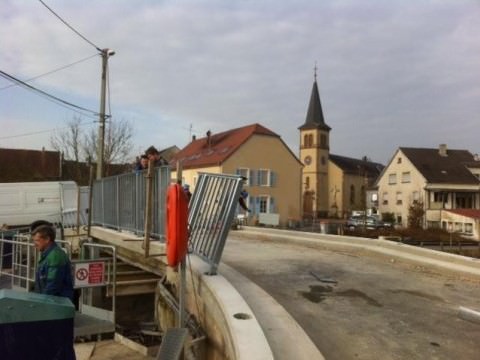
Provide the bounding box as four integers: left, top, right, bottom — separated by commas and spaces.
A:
298, 75, 331, 131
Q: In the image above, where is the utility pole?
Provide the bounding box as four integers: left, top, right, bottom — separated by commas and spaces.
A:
96, 48, 115, 179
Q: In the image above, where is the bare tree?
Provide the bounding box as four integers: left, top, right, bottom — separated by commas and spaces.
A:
50, 116, 83, 162
83, 117, 134, 165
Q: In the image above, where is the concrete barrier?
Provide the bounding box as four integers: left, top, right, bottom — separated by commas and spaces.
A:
232, 227, 480, 279
90, 227, 273, 359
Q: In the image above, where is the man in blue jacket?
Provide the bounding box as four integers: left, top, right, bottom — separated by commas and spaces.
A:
32, 224, 74, 300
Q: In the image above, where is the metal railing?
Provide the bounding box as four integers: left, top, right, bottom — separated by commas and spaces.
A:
0, 233, 72, 292
188, 173, 244, 274
92, 166, 170, 239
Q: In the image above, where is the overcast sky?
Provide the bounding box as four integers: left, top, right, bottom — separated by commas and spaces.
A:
1, 0, 479, 164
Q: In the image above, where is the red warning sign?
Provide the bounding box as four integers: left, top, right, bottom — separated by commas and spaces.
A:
88, 262, 104, 284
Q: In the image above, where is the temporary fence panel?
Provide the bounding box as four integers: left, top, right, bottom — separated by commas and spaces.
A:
188, 173, 244, 274
91, 167, 170, 239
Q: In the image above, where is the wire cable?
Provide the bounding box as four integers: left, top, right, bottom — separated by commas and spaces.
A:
0, 120, 96, 140
0, 69, 101, 118
37, 0, 102, 52
0, 53, 99, 91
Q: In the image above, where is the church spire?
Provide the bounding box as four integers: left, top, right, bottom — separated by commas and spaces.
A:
298, 65, 331, 131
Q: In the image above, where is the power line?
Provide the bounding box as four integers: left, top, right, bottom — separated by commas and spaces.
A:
0, 69, 101, 118
0, 120, 96, 141
0, 53, 98, 91
37, 0, 102, 52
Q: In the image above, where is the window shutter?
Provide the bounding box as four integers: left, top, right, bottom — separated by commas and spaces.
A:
249, 196, 255, 214
255, 197, 261, 213
269, 197, 275, 213
249, 170, 256, 186
270, 171, 276, 187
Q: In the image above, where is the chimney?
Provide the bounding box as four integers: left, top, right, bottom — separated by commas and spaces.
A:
474, 153, 480, 161
192, 134, 196, 142
206, 130, 212, 148
439, 144, 447, 157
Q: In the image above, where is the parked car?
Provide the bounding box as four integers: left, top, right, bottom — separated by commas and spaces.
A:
346, 216, 392, 230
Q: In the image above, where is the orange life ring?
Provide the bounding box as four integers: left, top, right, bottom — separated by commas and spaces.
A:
166, 184, 189, 267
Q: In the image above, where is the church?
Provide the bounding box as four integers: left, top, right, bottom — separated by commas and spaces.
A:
299, 74, 384, 219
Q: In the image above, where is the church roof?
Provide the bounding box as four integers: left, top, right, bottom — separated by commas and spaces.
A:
329, 154, 384, 178
298, 80, 331, 131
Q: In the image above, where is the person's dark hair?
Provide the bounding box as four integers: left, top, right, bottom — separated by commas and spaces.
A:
140, 154, 148, 160
30, 220, 53, 233
145, 146, 159, 156
32, 224, 56, 242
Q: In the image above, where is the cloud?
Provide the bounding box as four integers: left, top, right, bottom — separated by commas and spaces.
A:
1, 0, 479, 163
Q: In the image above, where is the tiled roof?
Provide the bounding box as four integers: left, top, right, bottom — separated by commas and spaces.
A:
329, 154, 384, 178
446, 209, 480, 220
400, 147, 480, 185
0, 148, 60, 182
171, 124, 280, 169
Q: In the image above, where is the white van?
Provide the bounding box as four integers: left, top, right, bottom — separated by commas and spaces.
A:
0, 181, 80, 228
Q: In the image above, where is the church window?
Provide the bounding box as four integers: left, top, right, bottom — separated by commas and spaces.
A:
304, 134, 309, 147
308, 134, 313, 147
305, 176, 310, 189
320, 134, 327, 148
321, 156, 326, 165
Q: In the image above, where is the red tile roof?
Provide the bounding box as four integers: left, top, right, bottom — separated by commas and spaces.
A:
446, 209, 480, 220
171, 123, 281, 169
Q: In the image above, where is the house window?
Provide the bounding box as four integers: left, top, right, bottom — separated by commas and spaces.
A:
258, 169, 270, 186
401, 172, 411, 183
397, 157, 402, 164
237, 168, 249, 185
388, 174, 397, 185
396, 215, 402, 224
259, 196, 269, 213
371, 193, 378, 202
465, 223, 473, 234
456, 193, 474, 209
412, 191, 419, 203
350, 185, 355, 205
382, 192, 388, 205
433, 192, 446, 203
454, 222, 463, 232
396, 192, 402, 205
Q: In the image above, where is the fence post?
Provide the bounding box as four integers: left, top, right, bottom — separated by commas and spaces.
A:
143, 159, 154, 257
87, 163, 95, 238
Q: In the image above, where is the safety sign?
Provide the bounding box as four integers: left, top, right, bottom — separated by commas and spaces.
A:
74, 261, 106, 288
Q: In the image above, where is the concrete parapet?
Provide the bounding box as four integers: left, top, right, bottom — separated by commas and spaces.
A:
234, 227, 480, 279
89, 227, 273, 359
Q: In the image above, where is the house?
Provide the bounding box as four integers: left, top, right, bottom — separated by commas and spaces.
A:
298, 76, 384, 219
376, 145, 480, 233
441, 209, 480, 240
170, 123, 303, 226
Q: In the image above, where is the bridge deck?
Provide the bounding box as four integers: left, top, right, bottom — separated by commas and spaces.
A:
223, 232, 480, 360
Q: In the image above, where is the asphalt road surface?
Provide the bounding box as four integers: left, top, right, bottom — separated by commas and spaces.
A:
222, 234, 480, 360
